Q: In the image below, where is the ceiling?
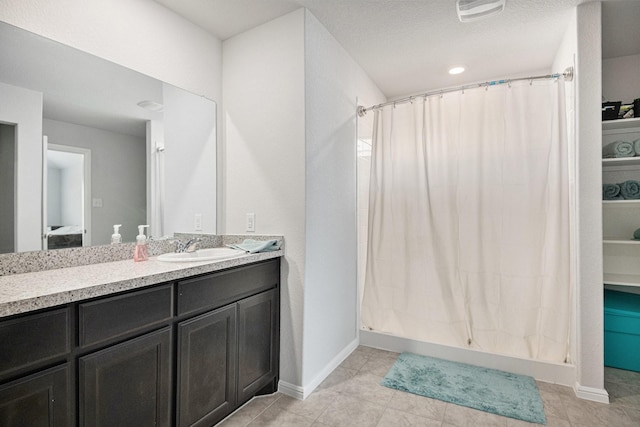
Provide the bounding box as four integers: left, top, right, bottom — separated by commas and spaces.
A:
148, 0, 547, 98
155, 0, 640, 99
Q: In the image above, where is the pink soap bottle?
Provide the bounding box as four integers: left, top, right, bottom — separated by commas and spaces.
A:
134, 225, 149, 262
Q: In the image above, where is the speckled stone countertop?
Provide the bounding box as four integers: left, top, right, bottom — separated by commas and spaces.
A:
0, 243, 283, 319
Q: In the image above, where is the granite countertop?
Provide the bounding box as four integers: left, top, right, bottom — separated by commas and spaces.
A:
0, 249, 283, 318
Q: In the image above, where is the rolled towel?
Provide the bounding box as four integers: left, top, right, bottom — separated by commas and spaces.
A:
226, 239, 280, 253
634, 227, 640, 240
603, 140, 634, 158
603, 184, 623, 200
620, 180, 640, 199
634, 138, 640, 155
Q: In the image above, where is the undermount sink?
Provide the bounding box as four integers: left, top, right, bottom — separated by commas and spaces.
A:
157, 247, 246, 263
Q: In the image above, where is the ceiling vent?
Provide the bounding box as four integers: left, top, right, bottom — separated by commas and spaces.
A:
456, 0, 506, 22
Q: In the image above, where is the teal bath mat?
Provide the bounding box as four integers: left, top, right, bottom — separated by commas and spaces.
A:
381, 352, 546, 425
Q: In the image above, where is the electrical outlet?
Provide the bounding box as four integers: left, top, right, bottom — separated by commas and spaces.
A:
92, 198, 103, 208
194, 213, 203, 231
246, 213, 255, 232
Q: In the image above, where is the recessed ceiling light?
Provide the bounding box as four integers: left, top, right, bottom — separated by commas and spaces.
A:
456, 0, 506, 22
449, 67, 465, 75
137, 100, 164, 112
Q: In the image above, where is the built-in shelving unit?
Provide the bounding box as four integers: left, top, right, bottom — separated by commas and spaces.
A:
602, 117, 640, 132
602, 118, 640, 288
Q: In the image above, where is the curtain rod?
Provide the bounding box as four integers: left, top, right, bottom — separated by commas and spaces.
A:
357, 66, 574, 117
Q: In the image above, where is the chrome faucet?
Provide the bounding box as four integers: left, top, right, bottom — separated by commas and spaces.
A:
175, 238, 202, 253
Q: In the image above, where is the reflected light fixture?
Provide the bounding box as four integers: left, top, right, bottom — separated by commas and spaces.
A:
456, 0, 506, 22
448, 66, 465, 75
137, 100, 164, 112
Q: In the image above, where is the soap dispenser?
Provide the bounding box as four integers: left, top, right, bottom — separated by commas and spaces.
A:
134, 225, 150, 262
111, 224, 122, 245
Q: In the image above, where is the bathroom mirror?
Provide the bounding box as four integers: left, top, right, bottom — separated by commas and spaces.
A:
0, 21, 216, 253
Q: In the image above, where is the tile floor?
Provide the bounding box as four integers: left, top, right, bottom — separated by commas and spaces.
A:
219, 346, 640, 427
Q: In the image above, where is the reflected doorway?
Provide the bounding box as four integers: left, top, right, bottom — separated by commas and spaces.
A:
0, 123, 16, 254
44, 142, 91, 249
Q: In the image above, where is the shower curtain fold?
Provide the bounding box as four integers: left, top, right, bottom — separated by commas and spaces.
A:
361, 80, 571, 363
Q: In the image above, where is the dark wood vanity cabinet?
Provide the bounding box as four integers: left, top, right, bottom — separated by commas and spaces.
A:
177, 305, 237, 427
237, 288, 279, 405
0, 257, 280, 427
79, 327, 173, 427
176, 259, 280, 426
0, 364, 70, 427
0, 307, 72, 426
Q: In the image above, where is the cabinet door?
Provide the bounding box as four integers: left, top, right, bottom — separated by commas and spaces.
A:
177, 304, 237, 427
79, 327, 172, 427
0, 364, 70, 427
237, 289, 279, 404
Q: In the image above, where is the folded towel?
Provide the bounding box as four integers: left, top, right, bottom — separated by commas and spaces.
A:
620, 180, 640, 199
227, 239, 280, 253
603, 184, 623, 200
634, 228, 640, 240
634, 138, 640, 155
603, 140, 634, 158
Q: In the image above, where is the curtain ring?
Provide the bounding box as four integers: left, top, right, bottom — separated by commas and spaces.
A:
508, 80, 512, 88
409, 96, 414, 104
439, 91, 443, 99
529, 79, 533, 86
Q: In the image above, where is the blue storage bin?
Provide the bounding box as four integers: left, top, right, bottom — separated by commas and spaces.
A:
604, 289, 640, 372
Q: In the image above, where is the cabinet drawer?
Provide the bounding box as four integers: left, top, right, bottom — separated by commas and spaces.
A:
79, 284, 173, 348
0, 308, 70, 379
178, 259, 279, 316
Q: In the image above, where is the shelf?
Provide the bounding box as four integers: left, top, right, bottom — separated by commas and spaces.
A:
603, 273, 640, 288
603, 117, 640, 131
602, 157, 640, 167
603, 200, 640, 205
604, 238, 640, 245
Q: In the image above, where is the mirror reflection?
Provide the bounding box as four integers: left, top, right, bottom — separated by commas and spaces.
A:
0, 22, 217, 253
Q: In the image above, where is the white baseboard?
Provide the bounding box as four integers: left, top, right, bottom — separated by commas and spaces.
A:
574, 382, 610, 404
278, 337, 360, 400
277, 380, 305, 400
360, 329, 576, 387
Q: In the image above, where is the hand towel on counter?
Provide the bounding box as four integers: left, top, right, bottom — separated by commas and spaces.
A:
620, 180, 640, 199
634, 138, 640, 155
227, 239, 280, 253
603, 184, 623, 200
603, 140, 634, 158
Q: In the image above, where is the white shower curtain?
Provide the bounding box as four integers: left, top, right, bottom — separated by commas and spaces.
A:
361, 80, 571, 363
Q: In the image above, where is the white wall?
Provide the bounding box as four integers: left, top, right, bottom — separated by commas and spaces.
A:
163, 83, 217, 235
0, 0, 221, 101
574, 1, 607, 402
602, 53, 640, 104
552, 8, 578, 384
0, 82, 43, 252
43, 119, 146, 245
223, 8, 385, 395
302, 11, 385, 388
0, 0, 224, 233
223, 9, 307, 388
